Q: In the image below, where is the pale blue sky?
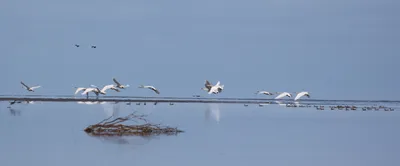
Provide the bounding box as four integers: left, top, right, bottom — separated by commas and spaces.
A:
1, 0, 399, 99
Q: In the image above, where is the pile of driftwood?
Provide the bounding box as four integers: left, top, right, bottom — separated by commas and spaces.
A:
84, 112, 183, 136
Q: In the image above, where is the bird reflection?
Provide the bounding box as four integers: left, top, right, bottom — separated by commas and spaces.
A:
205, 103, 220, 123
274, 101, 286, 106
76, 101, 107, 105
101, 102, 120, 118
9, 107, 21, 116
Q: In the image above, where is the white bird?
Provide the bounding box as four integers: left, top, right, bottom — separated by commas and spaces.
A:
93, 84, 120, 94
20, 81, 41, 92
255, 91, 274, 95
209, 81, 224, 94
275, 92, 292, 99
113, 78, 130, 89
138, 85, 160, 94
202, 80, 224, 94
294, 91, 310, 101
74, 87, 87, 95
81, 87, 101, 97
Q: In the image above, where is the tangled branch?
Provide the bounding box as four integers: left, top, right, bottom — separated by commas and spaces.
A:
84, 112, 183, 136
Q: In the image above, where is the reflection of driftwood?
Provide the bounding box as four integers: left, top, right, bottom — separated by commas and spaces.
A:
84, 112, 183, 136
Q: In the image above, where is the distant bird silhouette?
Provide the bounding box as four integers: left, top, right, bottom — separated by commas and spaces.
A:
91, 45, 96, 48
75, 44, 80, 47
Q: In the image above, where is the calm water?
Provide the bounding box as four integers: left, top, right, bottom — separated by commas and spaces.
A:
1, 101, 399, 166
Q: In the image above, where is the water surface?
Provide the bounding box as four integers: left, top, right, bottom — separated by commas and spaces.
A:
1, 102, 399, 166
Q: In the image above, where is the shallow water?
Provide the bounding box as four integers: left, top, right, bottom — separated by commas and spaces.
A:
1, 102, 399, 166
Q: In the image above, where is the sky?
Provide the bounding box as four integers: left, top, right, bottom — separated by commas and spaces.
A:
1, 0, 399, 100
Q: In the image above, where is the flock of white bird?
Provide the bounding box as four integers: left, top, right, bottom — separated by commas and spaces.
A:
19, 79, 311, 101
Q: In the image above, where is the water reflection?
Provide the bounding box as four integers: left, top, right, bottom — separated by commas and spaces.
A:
88, 135, 159, 146
4, 100, 37, 116
76, 101, 107, 105
8, 107, 21, 116
205, 103, 220, 123
101, 102, 121, 118
1, 101, 399, 166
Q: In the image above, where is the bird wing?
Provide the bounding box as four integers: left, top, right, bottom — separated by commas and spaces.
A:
205, 80, 212, 90
20, 82, 30, 89
31, 86, 41, 90
208, 86, 217, 94
113, 78, 121, 86
258, 91, 267, 94
150, 87, 160, 94
255, 91, 263, 94
111, 87, 120, 92
264, 91, 272, 95
275, 92, 287, 99
101, 84, 115, 92
294, 92, 306, 101
75, 88, 86, 94
81, 88, 94, 95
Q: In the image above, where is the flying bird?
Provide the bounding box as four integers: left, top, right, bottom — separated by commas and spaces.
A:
275, 92, 292, 99
208, 81, 224, 94
74, 87, 87, 95
138, 85, 160, 94
294, 91, 310, 101
91, 84, 120, 94
91, 45, 96, 48
202, 80, 224, 94
20, 81, 41, 92
100, 84, 120, 94
81, 87, 101, 98
113, 78, 130, 89
75, 44, 80, 47
255, 91, 274, 95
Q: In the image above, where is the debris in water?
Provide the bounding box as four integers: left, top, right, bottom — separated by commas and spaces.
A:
84, 112, 183, 137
